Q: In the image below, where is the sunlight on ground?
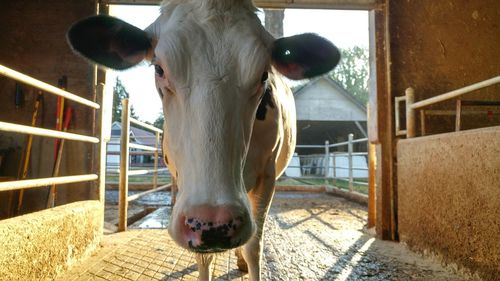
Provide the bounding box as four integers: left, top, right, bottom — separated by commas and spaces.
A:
337, 237, 376, 281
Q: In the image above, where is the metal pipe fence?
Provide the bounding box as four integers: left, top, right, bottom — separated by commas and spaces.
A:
281, 134, 369, 193
395, 76, 500, 137
117, 98, 173, 232
0, 64, 106, 215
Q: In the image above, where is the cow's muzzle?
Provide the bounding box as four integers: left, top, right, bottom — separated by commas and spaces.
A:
170, 204, 254, 253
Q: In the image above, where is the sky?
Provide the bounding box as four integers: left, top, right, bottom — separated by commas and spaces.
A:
107, 5, 369, 123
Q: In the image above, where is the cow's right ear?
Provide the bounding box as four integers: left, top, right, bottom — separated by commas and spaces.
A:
67, 15, 152, 70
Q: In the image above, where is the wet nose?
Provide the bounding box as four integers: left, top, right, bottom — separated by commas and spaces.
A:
178, 205, 249, 252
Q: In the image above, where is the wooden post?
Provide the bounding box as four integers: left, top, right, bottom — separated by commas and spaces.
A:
153, 131, 160, 189
333, 152, 337, 187
96, 83, 108, 203
118, 99, 130, 232
455, 99, 462, 132
171, 177, 178, 207
420, 110, 426, 136
367, 142, 376, 228
324, 140, 329, 186
348, 134, 354, 192
405, 87, 416, 138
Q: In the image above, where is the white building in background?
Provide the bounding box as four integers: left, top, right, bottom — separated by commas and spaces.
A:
294, 75, 367, 148
107, 122, 161, 167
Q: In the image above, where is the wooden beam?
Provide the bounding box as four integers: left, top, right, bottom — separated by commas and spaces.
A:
367, 142, 376, 228
103, 0, 378, 10
118, 99, 130, 232
373, 4, 397, 241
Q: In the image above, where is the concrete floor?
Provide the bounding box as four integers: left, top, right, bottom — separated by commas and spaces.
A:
58, 192, 475, 281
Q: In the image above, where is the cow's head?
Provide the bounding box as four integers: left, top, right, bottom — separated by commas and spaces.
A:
68, 0, 339, 253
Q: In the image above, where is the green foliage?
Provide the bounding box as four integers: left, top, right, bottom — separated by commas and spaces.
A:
153, 112, 164, 129
112, 77, 138, 122
329, 46, 369, 105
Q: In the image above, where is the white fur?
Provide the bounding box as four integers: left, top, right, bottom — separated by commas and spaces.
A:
148, 1, 296, 280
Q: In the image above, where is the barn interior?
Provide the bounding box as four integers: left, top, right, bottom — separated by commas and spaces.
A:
0, 0, 498, 280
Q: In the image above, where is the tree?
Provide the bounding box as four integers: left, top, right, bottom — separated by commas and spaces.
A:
112, 77, 138, 122
153, 112, 164, 130
264, 9, 284, 38
329, 46, 369, 105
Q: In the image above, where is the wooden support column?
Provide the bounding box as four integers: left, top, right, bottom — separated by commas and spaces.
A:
371, 4, 398, 240
118, 99, 130, 232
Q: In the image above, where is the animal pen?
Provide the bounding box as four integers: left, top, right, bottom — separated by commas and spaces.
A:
0, 64, 106, 203
0, 0, 499, 280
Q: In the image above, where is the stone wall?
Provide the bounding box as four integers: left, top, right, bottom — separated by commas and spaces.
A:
0, 201, 103, 280
398, 127, 500, 280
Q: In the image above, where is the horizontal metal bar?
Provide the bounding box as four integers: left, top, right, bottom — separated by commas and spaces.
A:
0, 64, 100, 109
349, 152, 368, 156
280, 176, 368, 181
129, 143, 158, 151
128, 169, 149, 176
329, 141, 349, 147
296, 154, 325, 158
411, 76, 500, 109
296, 138, 368, 149
295, 144, 326, 148
110, 136, 159, 140
352, 181, 369, 186
334, 177, 367, 179
107, 151, 162, 155
395, 96, 407, 103
128, 167, 170, 176
130, 118, 163, 134
0, 174, 98, 192
0, 121, 99, 143
396, 129, 407, 136
106, 167, 170, 175
127, 183, 172, 202
350, 138, 369, 144
329, 152, 367, 156
297, 165, 368, 170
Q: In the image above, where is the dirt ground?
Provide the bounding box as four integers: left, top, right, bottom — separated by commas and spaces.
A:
58, 192, 478, 280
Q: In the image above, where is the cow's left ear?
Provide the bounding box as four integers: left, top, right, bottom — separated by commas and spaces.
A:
67, 15, 152, 70
271, 33, 340, 80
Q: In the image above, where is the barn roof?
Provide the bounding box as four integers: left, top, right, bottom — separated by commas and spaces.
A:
293, 76, 367, 113
111, 121, 157, 147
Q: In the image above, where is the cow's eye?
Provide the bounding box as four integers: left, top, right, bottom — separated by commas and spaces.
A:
261, 71, 268, 83
154, 64, 165, 78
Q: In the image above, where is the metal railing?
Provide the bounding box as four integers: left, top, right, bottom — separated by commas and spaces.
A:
282, 134, 369, 193
395, 76, 500, 137
0, 64, 106, 213
117, 98, 171, 231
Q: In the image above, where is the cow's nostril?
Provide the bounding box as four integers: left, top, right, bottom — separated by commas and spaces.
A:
182, 215, 245, 252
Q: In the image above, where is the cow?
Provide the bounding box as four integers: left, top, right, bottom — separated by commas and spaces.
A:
67, 1, 339, 280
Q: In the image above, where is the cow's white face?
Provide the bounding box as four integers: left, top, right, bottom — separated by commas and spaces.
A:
151, 4, 272, 251
67, 0, 339, 253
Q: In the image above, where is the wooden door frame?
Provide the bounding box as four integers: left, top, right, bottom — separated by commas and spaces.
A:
98, 0, 397, 240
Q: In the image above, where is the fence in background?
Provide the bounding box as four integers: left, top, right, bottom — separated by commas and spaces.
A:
282, 134, 369, 193
0, 64, 106, 214
116, 98, 172, 232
